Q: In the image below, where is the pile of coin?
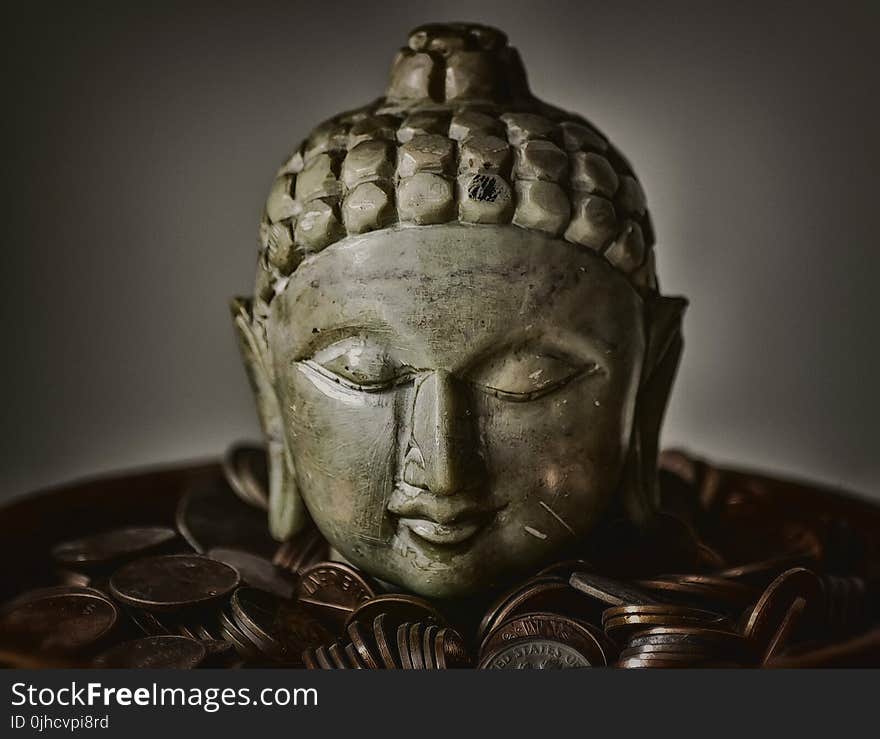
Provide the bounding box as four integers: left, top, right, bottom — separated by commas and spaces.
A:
0, 443, 875, 668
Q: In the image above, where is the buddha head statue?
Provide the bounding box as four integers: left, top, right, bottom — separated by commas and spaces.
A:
232, 22, 687, 599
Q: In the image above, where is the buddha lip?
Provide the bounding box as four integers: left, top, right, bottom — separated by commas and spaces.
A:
397, 516, 486, 545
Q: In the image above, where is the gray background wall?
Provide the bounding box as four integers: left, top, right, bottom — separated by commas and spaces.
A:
2, 0, 878, 503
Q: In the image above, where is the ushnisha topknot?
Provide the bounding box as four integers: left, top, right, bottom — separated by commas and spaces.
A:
254, 22, 657, 309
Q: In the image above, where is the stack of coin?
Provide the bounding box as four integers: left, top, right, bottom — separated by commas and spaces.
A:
2, 442, 877, 669
478, 612, 611, 668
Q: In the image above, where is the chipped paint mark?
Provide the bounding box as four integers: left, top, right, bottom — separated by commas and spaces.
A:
539, 501, 576, 535
523, 526, 547, 540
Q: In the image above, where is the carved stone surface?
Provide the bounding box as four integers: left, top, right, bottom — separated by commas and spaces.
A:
233, 22, 684, 599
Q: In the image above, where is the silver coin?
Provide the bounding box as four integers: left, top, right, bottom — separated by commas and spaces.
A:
479, 639, 591, 669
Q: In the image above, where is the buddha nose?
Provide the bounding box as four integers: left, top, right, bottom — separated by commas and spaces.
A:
402, 370, 485, 495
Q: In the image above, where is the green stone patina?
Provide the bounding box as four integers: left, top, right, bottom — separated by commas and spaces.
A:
232, 23, 686, 599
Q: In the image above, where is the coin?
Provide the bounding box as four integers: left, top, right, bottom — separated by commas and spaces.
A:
372, 613, 400, 668
110, 554, 239, 612
52, 527, 178, 568
717, 550, 819, 588
434, 627, 470, 669
93, 635, 207, 669
345, 593, 442, 630
344, 642, 365, 668
627, 626, 751, 657
569, 571, 661, 607
230, 587, 330, 662
480, 612, 609, 666
176, 482, 277, 558
478, 576, 563, 639
744, 567, 823, 655
397, 622, 413, 669
479, 638, 590, 669
219, 609, 262, 660
408, 622, 425, 669
603, 605, 729, 644
761, 596, 806, 664
422, 624, 439, 669
346, 620, 381, 669
207, 547, 295, 599
314, 644, 333, 669
296, 562, 377, 622
0, 587, 118, 655
602, 604, 724, 624
272, 528, 329, 575
222, 443, 269, 510
327, 641, 348, 669
636, 574, 757, 610
301, 647, 318, 669
489, 579, 604, 635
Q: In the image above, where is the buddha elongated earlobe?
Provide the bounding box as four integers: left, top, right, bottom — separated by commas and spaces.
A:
620, 294, 687, 526
230, 298, 307, 540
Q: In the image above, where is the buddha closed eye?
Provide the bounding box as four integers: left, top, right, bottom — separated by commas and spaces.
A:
302, 336, 603, 402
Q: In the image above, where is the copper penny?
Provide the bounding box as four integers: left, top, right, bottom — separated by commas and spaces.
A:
744, 567, 823, 654
110, 554, 239, 612
346, 620, 381, 669
93, 635, 206, 669
52, 527, 177, 568
481, 612, 608, 666
296, 562, 376, 621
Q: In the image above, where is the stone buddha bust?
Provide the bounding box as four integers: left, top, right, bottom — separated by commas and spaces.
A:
232, 22, 687, 600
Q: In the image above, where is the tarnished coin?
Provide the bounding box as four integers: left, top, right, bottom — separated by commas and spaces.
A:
481, 612, 609, 666
569, 572, 661, 607
603, 605, 728, 644
344, 642, 366, 669
761, 596, 806, 665
272, 528, 329, 576
717, 550, 819, 588
52, 527, 178, 568
346, 620, 381, 669
478, 576, 564, 639
219, 609, 261, 660
296, 562, 377, 622
479, 638, 590, 669
301, 647, 319, 669
434, 627, 470, 669
313, 644, 334, 669
327, 641, 348, 669
222, 443, 269, 510
207, 547, 295, 599
408, 622, 425, 669
372, 613, 400, 668
744, 567, 823, 655
397, 622, 413, 669
176, 483, 277, 558
230, 587, 330, 662
346, 593, 442, 630
627, 626, 752, 660
602, 604, 724, 624
93, 635, 206, 669
422, 624, 439, 669
0, 587, 118, 655
110, 554, 239, 612
636, 574, 757, 610
490, 579, 604, 634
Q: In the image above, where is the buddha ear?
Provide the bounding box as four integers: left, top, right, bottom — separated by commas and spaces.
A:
619, 294, 688, 526
230, 297, 307, 541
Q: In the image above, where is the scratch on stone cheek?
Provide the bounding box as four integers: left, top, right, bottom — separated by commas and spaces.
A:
523, 526, 547, 540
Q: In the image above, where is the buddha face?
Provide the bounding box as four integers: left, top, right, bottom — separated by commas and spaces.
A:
263, 224, 647, 598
